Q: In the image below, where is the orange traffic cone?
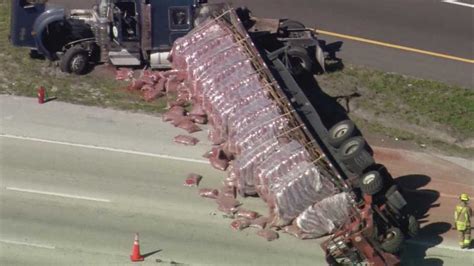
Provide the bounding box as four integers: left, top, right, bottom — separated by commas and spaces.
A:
130, 233, 144, 262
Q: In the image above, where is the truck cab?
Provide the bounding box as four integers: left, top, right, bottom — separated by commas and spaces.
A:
106, 0, 197, 68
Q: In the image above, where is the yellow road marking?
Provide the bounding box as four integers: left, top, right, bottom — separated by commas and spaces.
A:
311, 29, 474, 64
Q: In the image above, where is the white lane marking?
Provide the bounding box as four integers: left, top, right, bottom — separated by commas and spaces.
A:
0, 239, 56, 249
5, 187, 111, 203
442, 0, 474, 8
0, 133, 209, 164
407, 239, 474, 252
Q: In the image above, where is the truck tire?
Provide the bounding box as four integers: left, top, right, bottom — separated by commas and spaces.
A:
279, 19, 305, 38
381, 227, 404, 253
339, 137, 375, 175
60, 46, 89, 75
359, 171, 383, 195
408, 215, 419, 238
328, 120, 355, 148
286, 45, 313, 76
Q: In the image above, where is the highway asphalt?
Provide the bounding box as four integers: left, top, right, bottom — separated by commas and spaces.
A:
46, 0, 473, 87
1, 95, 473, 265
218, 0, 473, 87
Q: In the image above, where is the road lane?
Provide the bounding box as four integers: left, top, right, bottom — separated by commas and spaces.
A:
1, 95, 473, 265
0, 135, 325, 265
214, 0, 474, 86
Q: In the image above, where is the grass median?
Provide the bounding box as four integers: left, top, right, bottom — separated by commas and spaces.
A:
0, 3, 167, 113
1, 2, 473, 157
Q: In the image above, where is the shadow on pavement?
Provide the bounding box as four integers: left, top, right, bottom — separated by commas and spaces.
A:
401, 222, 452, 266
395, 174, 450, 265
396, 174, 431, 190
395, 175, 439, 221
142, 249, 162, 258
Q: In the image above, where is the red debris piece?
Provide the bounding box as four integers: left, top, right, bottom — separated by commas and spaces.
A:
220, 185, 236, 198
230, 219, 251, 231
216, 195, 241, 214
177, 119, 202, 133
188, 104, 206, 116
128, 79, 145, 91
143, 78, 166, 102
184, 173, 203, 187
116, 68, 133, 81
189, 114, 207, 125
236, 208, 259, 220
198, 188, 219, 199
250, 216, 268, 229
173, 135, 199, 146
163, 106, 185, 122
139, 70, 162, 84
208, 147, 230, 171
256, 229, 279, 241
165, 76, 181, 93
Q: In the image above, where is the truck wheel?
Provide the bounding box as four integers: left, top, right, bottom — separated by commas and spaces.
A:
359, 171, 383, 195
408, 215, 419, 238
286, 46, 313, 76
328, 120, 355, 148
339, 137, 375, 175
60, 46, 89, 75
381, 227, 404, 253
279, 19, 305, 38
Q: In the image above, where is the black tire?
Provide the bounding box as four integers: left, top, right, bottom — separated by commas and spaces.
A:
60, 46, 89, 75
408, 215, 419, 238
381, 227, 404, 253
328, 120, 355, 148
279, 19, 305, 38
360, 171, 384, 195
286, 45, 313, 76
339, 137, 375, 175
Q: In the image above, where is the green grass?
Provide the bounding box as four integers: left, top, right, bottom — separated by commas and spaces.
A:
0, 2, 167, 113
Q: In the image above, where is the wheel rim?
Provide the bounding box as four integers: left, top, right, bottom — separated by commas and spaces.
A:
362, 173, 376, 185
71, 54, 86, 72
333, 124, 349, 139
343, 140, 359, 155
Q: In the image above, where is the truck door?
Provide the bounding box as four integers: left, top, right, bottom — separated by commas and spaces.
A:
10, 0, 46, 48
109, 0, 142, 65
150, 0, 194, 51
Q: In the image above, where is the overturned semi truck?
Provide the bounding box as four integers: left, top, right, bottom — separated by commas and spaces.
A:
164, 8, 418, 266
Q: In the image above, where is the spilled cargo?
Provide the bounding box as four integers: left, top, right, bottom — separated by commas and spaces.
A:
119, 7, 415, 266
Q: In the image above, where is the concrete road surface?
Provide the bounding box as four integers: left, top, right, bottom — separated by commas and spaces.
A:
1, 95, 473, 265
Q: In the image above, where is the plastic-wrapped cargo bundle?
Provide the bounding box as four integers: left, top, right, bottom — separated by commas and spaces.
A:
232, 137, 280, 196
169, 17, 352, 239
296, 192, 351, 237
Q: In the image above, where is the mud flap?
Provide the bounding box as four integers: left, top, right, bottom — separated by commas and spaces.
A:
315, 43, 325, 72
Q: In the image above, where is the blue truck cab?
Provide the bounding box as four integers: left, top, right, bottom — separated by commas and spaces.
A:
10, 1, 325, 76
10, 0, 207, 74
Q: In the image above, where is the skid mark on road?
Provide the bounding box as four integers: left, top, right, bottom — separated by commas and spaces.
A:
0, 133, 209, 164
313, 29, 474, 64
0, 239, 56, 250
5, 187, 111, 203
